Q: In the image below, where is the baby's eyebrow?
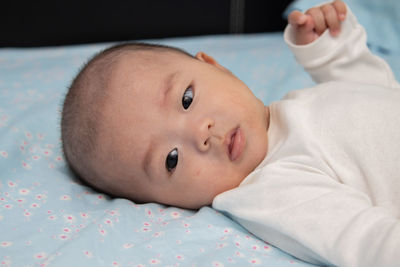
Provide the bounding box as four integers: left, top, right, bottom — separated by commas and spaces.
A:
160, 71, 178, 106
142, 137, 155, 179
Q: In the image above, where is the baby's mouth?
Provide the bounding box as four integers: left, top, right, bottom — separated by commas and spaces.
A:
225, 126, 246, 161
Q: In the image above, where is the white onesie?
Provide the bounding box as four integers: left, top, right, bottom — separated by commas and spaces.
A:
213, 6, 400, 267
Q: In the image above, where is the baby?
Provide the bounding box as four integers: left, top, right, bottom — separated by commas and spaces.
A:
61, 1, 400, 266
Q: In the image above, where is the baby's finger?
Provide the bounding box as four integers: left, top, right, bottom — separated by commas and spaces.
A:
306, 7, 326, 35
321, 4, 341, 36
333, 0, 347, 21
288, 10, 307, 27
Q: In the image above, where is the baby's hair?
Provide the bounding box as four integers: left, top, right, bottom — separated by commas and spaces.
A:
61, 42, 193, 195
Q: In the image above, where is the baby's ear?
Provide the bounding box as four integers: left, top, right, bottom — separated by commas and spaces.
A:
195, 52, 232, 74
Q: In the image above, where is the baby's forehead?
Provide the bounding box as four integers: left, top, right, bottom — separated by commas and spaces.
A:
106, 49, 185, 106
108, 49, 188, 95
117, 49, 185, 70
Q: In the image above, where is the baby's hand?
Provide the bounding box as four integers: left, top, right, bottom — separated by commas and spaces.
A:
288, 0, 347, 45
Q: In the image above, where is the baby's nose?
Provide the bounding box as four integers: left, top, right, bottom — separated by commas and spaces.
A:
193, 117, 214, 152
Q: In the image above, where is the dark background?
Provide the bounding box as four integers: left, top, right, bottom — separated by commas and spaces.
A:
1, 0, 293, 47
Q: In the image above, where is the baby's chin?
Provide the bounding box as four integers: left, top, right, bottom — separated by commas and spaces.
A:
170, 199, 213, 210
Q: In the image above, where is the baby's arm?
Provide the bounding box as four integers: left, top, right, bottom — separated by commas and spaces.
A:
284, 1, 399, 88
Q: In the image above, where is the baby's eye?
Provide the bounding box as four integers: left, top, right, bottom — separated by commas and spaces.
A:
165, 148, 178, 172
182, 86, 194, 110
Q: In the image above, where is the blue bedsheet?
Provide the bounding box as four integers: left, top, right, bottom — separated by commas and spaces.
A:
1, 7, 399, 266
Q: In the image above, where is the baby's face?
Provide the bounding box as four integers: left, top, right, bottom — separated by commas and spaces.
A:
100, 50, 269, 209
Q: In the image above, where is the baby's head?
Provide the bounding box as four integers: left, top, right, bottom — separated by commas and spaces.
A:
61, 42, 270, 209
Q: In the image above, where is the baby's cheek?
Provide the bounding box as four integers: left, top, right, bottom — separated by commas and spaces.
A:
193, 168, 203, 178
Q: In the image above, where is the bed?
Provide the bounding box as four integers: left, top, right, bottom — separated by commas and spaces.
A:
1, 0, 399, 266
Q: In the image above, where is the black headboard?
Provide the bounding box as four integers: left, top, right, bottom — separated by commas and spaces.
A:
1, 0, 293, 47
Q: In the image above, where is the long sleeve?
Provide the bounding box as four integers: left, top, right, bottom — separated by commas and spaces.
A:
213, 162, 400, 267
283, 6, 399, 89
